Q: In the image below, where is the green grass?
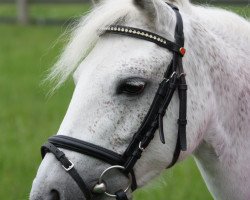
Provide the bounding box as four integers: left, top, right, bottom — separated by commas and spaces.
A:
0, 3, 91, 20
0, 24, 74, 199
215, 4, 250, 18
0, 3, 249, 21
0, 3, 249, 200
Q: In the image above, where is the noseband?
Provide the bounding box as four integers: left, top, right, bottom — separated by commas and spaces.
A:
41, 4, 187, 200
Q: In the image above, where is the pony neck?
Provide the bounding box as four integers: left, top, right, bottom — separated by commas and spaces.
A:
184, 6, 250, 200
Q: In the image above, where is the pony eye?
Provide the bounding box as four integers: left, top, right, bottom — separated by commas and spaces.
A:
117, 78, 147, 95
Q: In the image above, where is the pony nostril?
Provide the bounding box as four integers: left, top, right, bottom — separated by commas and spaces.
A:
48, 189, 60, 200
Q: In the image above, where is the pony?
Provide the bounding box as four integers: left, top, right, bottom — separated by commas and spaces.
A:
30, 0, 250, 199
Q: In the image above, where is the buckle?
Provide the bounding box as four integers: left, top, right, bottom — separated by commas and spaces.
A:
62, 160, 74, 171
138, 142, 145, 152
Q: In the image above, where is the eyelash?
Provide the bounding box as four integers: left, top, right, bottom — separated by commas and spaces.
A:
117, 78, 147, 95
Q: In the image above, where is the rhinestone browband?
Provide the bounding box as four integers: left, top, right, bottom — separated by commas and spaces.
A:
102, 25, 186, 56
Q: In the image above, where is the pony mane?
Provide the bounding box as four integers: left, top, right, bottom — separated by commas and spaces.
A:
47, 0, 189, 90
47, 0, 138, 90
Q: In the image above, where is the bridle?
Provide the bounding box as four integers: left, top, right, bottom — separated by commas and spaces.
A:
41, 4, 187, 200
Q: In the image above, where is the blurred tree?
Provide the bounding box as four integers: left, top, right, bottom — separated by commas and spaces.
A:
17, 0, 29, 24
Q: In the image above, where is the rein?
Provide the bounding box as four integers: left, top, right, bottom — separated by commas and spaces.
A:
41, 4, 187, 200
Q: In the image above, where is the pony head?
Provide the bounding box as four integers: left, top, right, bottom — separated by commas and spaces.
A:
30, 0, 211, 199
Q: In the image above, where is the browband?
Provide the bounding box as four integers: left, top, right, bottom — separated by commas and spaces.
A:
102, 25, 185, 56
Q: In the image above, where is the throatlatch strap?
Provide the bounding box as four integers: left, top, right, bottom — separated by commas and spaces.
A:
178, 76, 187, 151
41, 143, 93, 200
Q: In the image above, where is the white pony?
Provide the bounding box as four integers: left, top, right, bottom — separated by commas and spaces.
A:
30, 0, 250, 199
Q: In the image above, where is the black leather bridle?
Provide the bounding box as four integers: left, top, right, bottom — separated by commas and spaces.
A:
41, 4, 187, 200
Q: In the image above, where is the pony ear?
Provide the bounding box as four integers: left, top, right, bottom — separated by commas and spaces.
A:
134, 0, 175, 34
134, 0, 157, 19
